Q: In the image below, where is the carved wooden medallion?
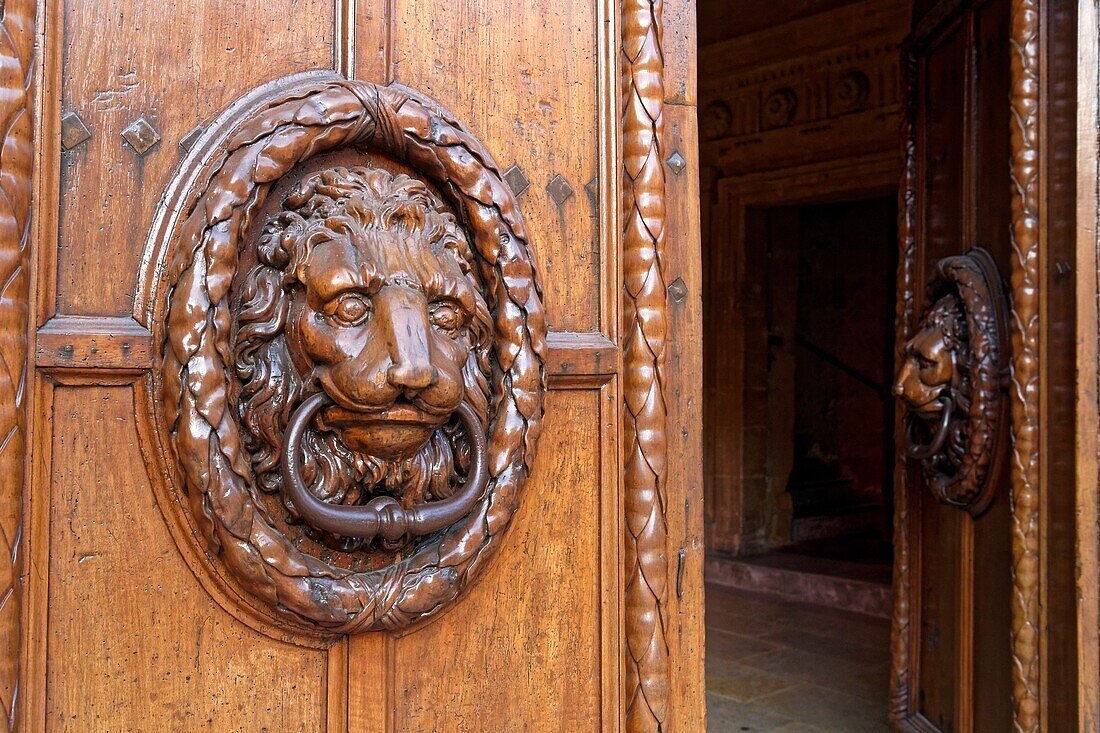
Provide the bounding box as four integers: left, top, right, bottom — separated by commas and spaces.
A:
895, 248, 1008, 517
142, 72, 546, 637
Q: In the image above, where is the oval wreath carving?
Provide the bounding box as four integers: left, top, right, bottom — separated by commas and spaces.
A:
145, 72, 546, 636
895, 247, 1008, 517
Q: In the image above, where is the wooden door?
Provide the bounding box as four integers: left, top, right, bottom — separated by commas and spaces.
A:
0, 0, 705, 730
890, 1, 1082, 731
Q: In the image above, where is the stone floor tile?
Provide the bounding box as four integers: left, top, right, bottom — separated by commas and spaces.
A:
706, 585, 891, 731
707, 657, 801, 702
737, 647, 887, 703
752, 684, 892, 732
707, 628, 780, 661
759, 628, 889, 665
769, 723, 825, 733
707, 692, 794, 732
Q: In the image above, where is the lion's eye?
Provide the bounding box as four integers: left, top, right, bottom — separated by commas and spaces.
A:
429, 300, 467, 337
330, 294, 371, 326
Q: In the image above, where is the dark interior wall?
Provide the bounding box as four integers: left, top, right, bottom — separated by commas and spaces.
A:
786, 198, 897, 513
787, 198, 897, 501
734, 195, 898, 553
697, 0, 857, 46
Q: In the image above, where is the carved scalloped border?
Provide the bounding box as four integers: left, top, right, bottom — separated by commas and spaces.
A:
622, 0, 670, 730
0, 2, 31, 729
1008, 0, 1041, 730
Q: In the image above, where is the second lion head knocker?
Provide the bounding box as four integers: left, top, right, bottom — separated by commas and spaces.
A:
236, 167, 493, 551
895, 248, 1008, 516
147, 74, 546, 637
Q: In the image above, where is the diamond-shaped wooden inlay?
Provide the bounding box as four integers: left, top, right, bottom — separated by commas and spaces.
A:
665, 151, 687, 175
546, 174, 574, 206
584, 176, 599, 210
668, 277, 688, 303
60, 111, 91, 151
121, 115, 161, 156
503, 164, 530, 196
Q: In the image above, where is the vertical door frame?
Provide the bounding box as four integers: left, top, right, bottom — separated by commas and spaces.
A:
1075, 1, 1099, 729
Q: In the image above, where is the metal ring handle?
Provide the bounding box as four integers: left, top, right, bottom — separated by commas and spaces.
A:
281, 393, 489, 542
905, 395, 953, 460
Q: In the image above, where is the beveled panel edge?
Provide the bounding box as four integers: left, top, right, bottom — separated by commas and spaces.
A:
35, 319, 616, 384
35, 315, 151, 371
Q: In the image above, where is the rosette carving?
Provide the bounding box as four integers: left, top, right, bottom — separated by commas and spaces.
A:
147, 72, 546, 635
895, 248, 1009, 517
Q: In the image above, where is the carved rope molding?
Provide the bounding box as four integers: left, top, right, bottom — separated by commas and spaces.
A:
1008, 0, 1041, 730
622, 0, 670, 730
888, 47, 918, 727
0, 2, 31, 730
153, 73, 546, 635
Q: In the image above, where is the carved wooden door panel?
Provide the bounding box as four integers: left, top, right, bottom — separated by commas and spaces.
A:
890, 0, 1078, 731
890, 2, 1015, 730
3, 0, 704, 731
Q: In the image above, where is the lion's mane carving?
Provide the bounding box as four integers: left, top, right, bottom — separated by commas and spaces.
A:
232, 166, 493, 551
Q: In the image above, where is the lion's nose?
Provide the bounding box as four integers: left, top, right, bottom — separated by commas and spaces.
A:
386, 363, 438, 391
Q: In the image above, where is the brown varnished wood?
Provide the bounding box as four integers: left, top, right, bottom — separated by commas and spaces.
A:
45, 384, 330, 732
621, 0, 671, 728
56, 0, 336, 319
1008, 0, 1041, 729
33, 319, 617, 381
661, 99, 705, 732
893, 2, 1017, 730
149, 74, 547, 634
1076, 6, 1100, 731
389, 0, 602, 334
35, 316, 150, 371
20, 0, 707, 729
894, 249, 1009, 516
0, 1, 32, 730
391, 391, 603, 730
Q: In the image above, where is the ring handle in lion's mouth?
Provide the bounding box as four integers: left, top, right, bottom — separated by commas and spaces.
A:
904, 396, 953, 460
281, 393, 489, 542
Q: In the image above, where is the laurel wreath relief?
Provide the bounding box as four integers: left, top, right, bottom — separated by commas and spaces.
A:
154, 72, 546, 634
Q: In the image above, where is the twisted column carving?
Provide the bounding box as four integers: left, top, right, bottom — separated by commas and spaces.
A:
0, 2, 31, 730
1008, 1, 1041, 730
622, 0, 669, 730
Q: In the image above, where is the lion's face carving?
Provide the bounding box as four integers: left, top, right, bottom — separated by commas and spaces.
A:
894, 293, 967, 422
233, 166, 493, 546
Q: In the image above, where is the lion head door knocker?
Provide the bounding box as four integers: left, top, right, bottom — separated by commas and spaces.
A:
894, 248, 1009, 517
141, 72, 546, 638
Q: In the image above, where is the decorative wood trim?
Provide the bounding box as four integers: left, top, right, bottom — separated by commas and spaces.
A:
546, 331, 617, 377
31, 320, 612, 384
35, 316, 151, 371
890, 50, 920, 727
0, 1, 32, 729
1008, 1, 1042, 731
622, 0, 670, 729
